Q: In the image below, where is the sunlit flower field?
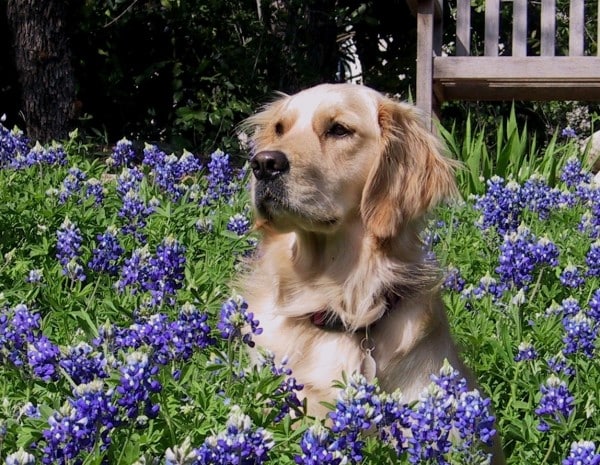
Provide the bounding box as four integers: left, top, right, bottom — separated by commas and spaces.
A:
0, 120, 598, 465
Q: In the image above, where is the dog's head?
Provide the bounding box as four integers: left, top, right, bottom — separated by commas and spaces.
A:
244, 84, 457, 240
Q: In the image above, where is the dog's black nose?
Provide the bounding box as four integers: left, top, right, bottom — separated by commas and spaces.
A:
251, 150, 289, 181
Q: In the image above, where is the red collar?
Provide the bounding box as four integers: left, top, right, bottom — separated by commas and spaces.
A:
309, 291, 398, 332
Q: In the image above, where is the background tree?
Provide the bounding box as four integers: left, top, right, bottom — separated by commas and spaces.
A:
6, 0, 76, 142
1, 1, 415, 154
5, 1, 593, 155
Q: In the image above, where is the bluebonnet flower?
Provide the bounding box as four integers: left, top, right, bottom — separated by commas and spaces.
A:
118, 189, 154, 239
521, 175, 562, 220
195, 405, 274, 465
514, 341, 538, 362
27, 336, 60, 382
469, 274, 507, 300
574, 180, 600, 206
98, 304, 213, 366
547, 352, 576, 378
108, 137, 136, 168
178, 149, 201, 175
295, 423, 347, 465
407, 362, 495, 464
119, 189, 147, 226
26, 268, 43, 283
64, 258, 87, 282
579, 208, 600, 239
562, 440, 600, 465
474, 176, 522, 234
217, 296, 262, 347
150, 150, 201, 201
256, 351, 303, 422
559, 297, 581, 317
147, 236, 186, 307
40, 142, 67, 166
117, 238, 184, 308
561, 156, 592, 188
58, 166, 87, 203
586, 241, 600, 276
55, 218, 85, 280
152, 153, 186, 200
169, 303, 214, 360
4, 448, 36, 465
118, 314, 173, 364
560, 265, 585, 289
16, 141, 47, 169
530, 236, 560, 267
227, 213, 251, 236
1, 304, 41, 368
454, 389, 496, 449
442, 266, 466, 293
378, 390, 412, 453
535, 374, 575, 432
89, 226, 124, 275
328, 373, 384, 463
588, 289, 600, 323
117, 166, 144, 196
562, 312, 597, 358
561, 127, 577, 138
201, 150, 235, 206
496, 227, 559, 292
407, 384, 454, 462
142, 143, 167, 168
0, 120, 29, 167
19, 402, 41, 419
85, 178, 104, 205
496, 228, 537, 291
510, 288, 527, 307
116, 351, 161, 420
42, 380, 117, 464
117, 246, 152, 295
59, 341, 109, 385
10, 140, 67, 168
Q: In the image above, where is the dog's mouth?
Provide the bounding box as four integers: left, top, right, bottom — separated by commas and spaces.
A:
253, 181, 339, 230
253, 181, 287, 217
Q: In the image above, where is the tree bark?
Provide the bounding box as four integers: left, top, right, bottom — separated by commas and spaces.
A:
6, 0, 76, 142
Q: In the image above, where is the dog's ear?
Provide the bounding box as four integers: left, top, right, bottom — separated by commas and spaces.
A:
360, 98, 458, 240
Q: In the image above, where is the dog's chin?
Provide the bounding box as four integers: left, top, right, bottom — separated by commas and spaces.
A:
255, 199, 340, 234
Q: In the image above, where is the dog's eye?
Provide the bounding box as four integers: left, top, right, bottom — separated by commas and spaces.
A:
326, 123, 352, 138
275, 122, 284, 136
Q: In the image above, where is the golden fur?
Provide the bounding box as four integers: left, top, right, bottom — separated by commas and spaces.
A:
241, 83, 504, 462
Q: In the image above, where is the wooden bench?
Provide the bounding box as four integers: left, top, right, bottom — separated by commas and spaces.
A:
408, 0, 600, 127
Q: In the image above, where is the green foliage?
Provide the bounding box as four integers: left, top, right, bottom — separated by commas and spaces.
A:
1, 126, 600, 464
433, 195, 600, 464
439, 107, 580, 196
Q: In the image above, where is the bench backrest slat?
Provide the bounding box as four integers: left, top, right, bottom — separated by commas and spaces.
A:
512, 0, 527, 56
569, 0, 584, 56
484, 0, 500, 56
540, 0, 556, 56
456, 0, 471, 56
454, 0, 593, 58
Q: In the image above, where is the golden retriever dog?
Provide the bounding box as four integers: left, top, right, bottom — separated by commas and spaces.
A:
241, 83, 504, 462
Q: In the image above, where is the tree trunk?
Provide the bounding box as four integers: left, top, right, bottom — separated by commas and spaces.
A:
6, 0, 76, 142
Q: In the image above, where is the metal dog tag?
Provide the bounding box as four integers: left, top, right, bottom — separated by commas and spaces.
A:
361, 349, 376, 381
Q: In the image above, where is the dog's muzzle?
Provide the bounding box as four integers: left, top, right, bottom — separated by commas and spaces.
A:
251, 150, 290, 217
